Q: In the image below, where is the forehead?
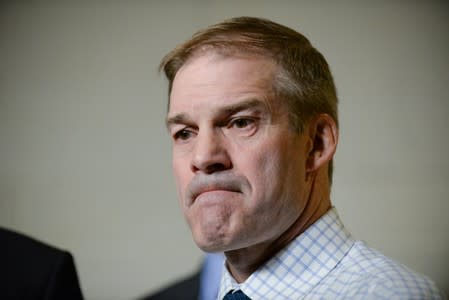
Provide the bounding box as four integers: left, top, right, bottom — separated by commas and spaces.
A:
168, 52, 278, 113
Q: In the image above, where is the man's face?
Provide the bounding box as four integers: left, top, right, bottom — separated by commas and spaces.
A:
167, 52, 309, 252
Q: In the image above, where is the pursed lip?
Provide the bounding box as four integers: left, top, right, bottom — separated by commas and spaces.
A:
185, 171, 251, 206
192, 185, 241, 202
186, 174, 246, 206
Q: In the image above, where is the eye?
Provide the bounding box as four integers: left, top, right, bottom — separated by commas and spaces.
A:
229, 118, 255, 129
173, 129, 195, 141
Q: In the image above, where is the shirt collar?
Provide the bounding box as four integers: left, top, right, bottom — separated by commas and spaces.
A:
218, 208, 354, 299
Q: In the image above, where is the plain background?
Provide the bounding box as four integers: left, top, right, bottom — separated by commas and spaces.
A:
1, 1, 448, 299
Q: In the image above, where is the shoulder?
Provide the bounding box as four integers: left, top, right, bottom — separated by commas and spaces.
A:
0, 227, 84, 300
1, 227, 67, 258
0, 227, 71, 276
318, 240, 444, 299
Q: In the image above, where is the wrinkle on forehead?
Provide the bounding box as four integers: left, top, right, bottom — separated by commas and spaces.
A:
169, 52, 284, 116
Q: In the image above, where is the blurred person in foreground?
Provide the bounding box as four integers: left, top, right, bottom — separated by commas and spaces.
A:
0, 227, 84, 300
158, 17, 443, 299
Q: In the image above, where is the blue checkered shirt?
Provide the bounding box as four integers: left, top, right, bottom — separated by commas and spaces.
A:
218, 208, 443, 299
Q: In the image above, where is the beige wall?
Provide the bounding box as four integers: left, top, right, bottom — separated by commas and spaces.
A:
1, 2, 448, 299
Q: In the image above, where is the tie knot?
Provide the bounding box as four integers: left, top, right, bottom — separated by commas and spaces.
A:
223, 289, 251, 300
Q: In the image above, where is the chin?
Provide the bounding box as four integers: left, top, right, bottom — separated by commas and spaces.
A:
192, 229, 232, 252
188, 212, 233, 251
194, 235, 224, 252
197, 244, 223, 253
194, 232, 251, 253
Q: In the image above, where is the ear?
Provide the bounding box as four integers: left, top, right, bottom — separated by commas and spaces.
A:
305, 114, 338, 173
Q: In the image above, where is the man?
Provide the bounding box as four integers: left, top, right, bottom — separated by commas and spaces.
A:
0, 227, 84, 300
160, 17, 443, 299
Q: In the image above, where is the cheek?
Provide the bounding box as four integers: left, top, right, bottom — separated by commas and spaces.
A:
243, 137, 304, 208
172, 156, 191, 202
250, 145, 288, 192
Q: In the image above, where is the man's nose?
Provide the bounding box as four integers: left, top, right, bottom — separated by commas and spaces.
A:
190, 129, 232, 174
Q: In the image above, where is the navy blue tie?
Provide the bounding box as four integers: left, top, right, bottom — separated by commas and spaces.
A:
223, 290, 251, 300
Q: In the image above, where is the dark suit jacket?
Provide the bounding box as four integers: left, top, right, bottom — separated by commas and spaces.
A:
140, 271, 200, 300
0, 227, 84, 300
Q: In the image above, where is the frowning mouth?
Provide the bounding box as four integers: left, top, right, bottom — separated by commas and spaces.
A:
193, 186, 241, 202
186, 173, 247, 206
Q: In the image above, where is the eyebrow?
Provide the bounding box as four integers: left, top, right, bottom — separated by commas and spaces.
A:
165, 98, 268, 129
165, 113, 193, 129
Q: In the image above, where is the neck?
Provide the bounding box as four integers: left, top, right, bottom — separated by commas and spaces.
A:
224, 172, 331, 283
